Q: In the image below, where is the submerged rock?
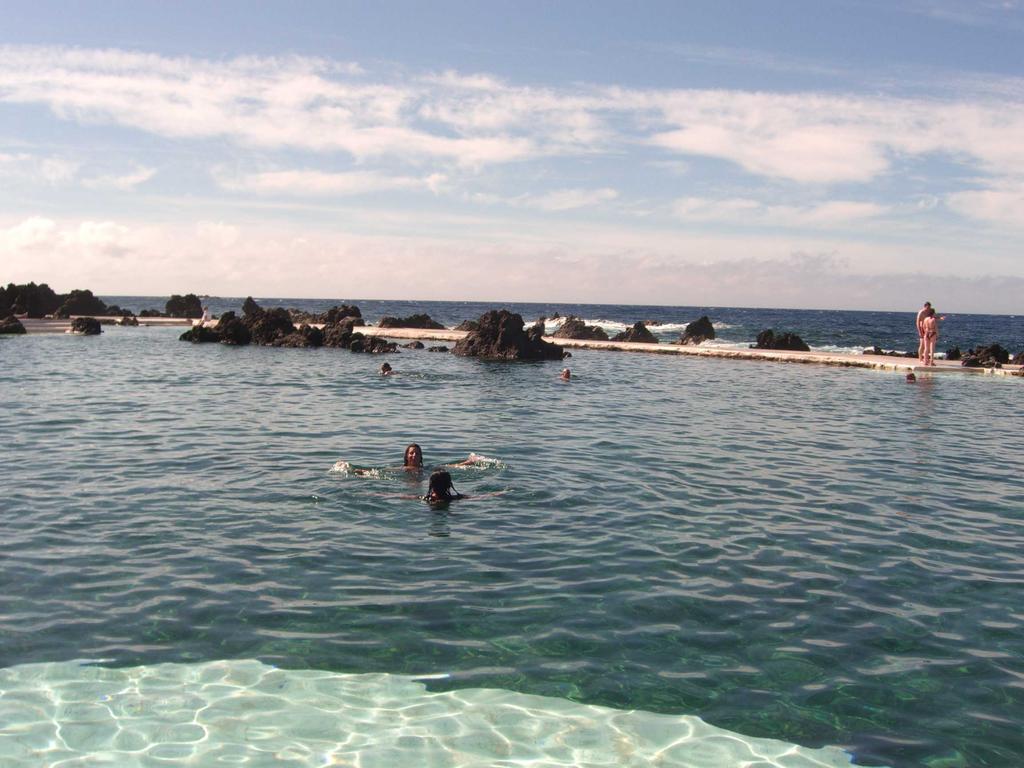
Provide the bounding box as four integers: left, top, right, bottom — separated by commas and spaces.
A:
552, 316, 609, 341
69, 317, 102, 335
165, 294, 203, 318
961, 343, 1010, 368
402, 341, 425, 349
179, 325, 220, 343
675, 316, 715, 346
117, 315, 139, 327
453, 309, 564, 361
862, 345, 915, 358
378, 313, 445, 330
349, 333, 397, 354
611, 322, 658, 344
427, 345, 449, 353
753, 329, 810, 352
0, 315, 27, 334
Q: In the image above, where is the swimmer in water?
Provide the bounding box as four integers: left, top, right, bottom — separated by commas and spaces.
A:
906, 372, 917, 382
403, 442, 423, 468
380, 362, 393, 376
560, 368, 571, 380
423, 470, 464, 503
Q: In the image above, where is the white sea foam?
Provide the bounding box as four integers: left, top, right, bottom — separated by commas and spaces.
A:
0, 659, 863, 767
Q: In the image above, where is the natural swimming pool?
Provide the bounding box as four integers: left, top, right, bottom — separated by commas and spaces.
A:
2, 326, 1022, 766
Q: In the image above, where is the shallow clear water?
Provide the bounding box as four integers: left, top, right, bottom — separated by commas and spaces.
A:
2, 324, 1023, 766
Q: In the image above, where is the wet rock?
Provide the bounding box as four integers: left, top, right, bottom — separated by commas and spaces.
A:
274, 324, 324, 348
427, 345, 449, 353
179, 325, 220, 343
753, 329, 810, 352
552, 316, 609, 341
215, 312, 251, 346
675, 316, 715, 346
1011, 351, 1024, 365
378, 313, 445, 329
288, 304, 363, 326
117, 315, 139, 327
242, 296, 262, 316
69, 317, 102, 335
165, 294, 203, 318
246, 307, 296, 345
612, 322, 658, 344
862, 345, 915, 358
454, 320, 479, 332
0, 315, 26, 334
322, 318, 358, 348
453, 309, 564, 361
961, 343, 1010, 368
402, 341, 425, 349
349, 333, 397, 354
139, 309, 164, 317
945, 346, 962, 361
56, 289, 109, 318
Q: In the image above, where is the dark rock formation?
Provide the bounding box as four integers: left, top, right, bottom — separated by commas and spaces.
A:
246, 307, 296, 346
402, 341, 425, 349
215, 312, 251, 345
945, 346, 962, 361
552, 316, 609, 341
139, 309, 163, 317
349, 334, 397, 354
427, 345, 449, 353
753, 330, 810, 352
675, 316, 715, 346
274, 324, 324, 348
862, 346, 916, 358
378, 313, 445, 330
288, 304, 363, 326
56, 289, 109, 318
69, 317, 102, 335
179, 325, 220, 343
453, 310, 564, 361
165, 294, 203, 318
1012, 351, 1024, 365
454, 320, 479, 332
242, 296, 262, 317
0, 282, 62, 318
117, 315, 139, 327
961, 343, 1010, 368
612, 322, 658, 344
0, 315, 27, 334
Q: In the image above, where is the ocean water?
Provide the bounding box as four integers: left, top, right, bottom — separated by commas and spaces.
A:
2, 304, 1023, 767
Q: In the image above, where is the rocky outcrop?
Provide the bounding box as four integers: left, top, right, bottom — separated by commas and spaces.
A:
753, 329, 810, 352
402, 341, 425, 349
139, 309, 164, 317
0, 315, 27, 334
215, 312, 251, 345
862, 346, 915, 358
288, 305, 363, 326
453, 310, 564, 361
945, 346, 962, 361
552, 316, 609, 341
612, 322, 658, 344
378, 313, 445, 329
0, 282, 62, 318
961, 343, 1010, 368
166, 294, 203, 318
454, 320, 479, 332
117, 315, 139, 326
1012, 351, 1024, 365
56, 289, 110, 318
179, 325, 220, 343
349, 334, 397, 353
428, 345, 449, 353
675, 316, 715, 346
69, 317, 102, 335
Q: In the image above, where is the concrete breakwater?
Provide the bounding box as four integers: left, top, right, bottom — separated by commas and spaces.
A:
14, 315, 1020, 377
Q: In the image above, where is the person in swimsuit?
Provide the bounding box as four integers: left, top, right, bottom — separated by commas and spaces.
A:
916, 301, 932, 362
560, 368, 571, 380
404, 443, 424, 468
423, 470, 464, 504
380, 362, 394, 376
922, 308, 939, 366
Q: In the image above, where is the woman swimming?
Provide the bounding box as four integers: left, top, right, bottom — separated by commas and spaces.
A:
403, 443, 423, 468
423, 470, 464, 503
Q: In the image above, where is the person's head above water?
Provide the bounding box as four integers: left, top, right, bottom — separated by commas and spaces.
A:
404, 443, 423, 467
425, 470, 460, 502
560, 368, 571, 380
380, 362, 393, 375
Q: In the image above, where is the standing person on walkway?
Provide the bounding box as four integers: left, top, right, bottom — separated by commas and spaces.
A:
922, 308, 940, 366
916, 301, 932, 362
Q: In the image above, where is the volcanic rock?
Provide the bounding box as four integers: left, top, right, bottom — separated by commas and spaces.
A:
427, 345, 449, 353
0, 315, 27, 334
378, 313, 445, 330
945, 346, 962, 361
675, 316, 715, 346
612, 322, 658, 344
117, 315, 139, 326
961, 343, 1010, 368
454, 320, 479, 332
453, 309, 564, 361
56, 289, 109, 318
753, 329, 810, 352
215, 312, 251, 346
179, 325, 220, 343
402, 341, 425, 349
0, 282, 62, 318
552, 316, 609, 341
69, 317, 102, 335
1012, 351, 1024, 365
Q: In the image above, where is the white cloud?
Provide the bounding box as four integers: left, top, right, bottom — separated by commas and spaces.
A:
0, 152, 79, 184
946, 179, 1024, 228
528, 187, 619, 211
82, 166, 156, 190
673, 196, 888, 227
216, 168, 446, 196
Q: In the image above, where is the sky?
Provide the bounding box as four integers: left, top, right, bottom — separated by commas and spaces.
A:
1, 0, 1022, 311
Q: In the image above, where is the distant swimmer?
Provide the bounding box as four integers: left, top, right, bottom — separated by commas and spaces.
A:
404, 442, 423, 468
906, 372, 917, 382
380, 362, 394, 376
560, 368, 571, 380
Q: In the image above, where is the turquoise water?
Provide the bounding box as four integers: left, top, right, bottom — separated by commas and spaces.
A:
2, 325, 1023, 766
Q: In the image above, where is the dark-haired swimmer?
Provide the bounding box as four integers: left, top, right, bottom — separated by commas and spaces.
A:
423, 470, 463, 503
404, 442, 423, 468
380, 362, 394, 376
560, 368, 571, 380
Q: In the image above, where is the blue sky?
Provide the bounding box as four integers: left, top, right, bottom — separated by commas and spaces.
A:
1, 0, 1022, 311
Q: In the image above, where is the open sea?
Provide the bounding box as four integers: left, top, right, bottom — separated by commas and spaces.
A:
1, 297, 1023, 767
